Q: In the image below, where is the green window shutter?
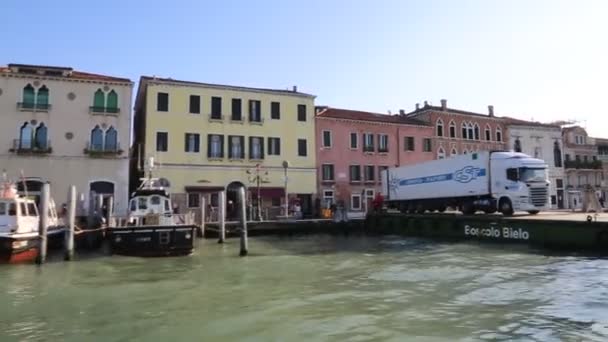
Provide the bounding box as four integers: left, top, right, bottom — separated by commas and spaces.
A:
37, 86, 49, 106
23, 84, 35, 107
93, 89, 105, 109
107, 90, 118, 111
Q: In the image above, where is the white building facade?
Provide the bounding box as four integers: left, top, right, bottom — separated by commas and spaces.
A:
507, 121, 565, 209
0, 64, 133, 214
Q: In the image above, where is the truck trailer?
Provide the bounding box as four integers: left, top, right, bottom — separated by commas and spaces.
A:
381, 151, 550, 216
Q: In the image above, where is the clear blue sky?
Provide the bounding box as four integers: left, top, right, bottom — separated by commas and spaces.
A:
2, 0, 607, 136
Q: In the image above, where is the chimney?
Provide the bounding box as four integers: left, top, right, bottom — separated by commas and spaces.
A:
415, 103, 420, 110
399, 109, 405, 116
488, 105, 494, 117
292, 85, 297, 92
424, 101, 428, 107
441, 99, 447, 111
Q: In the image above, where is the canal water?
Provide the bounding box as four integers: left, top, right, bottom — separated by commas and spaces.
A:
1, 235, 608, 341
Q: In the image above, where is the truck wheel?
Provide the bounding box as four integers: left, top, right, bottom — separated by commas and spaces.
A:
461, 202, 475, 215
527, 210, 540, 215
499, 198, 514, 216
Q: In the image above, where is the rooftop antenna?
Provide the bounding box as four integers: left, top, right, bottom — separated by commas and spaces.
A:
137, 143, 143, 171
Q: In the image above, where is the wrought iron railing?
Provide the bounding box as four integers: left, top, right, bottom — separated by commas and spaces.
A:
9, 139, 52, 154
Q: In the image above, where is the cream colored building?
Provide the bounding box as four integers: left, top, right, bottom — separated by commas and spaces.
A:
133, 76, 317, 220
0, 64, 133, 214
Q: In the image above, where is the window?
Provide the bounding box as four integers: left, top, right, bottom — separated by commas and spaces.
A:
575, 135, 586, 145
189, 95, 200, 114
90, 125, 104, 151
26, 203, 36, 216
231, 98, 241, 120
451, 148, 458, 157
423, 138, 432, 152
514, 138, 522, 152
474, 124, 480, 140
23, 84, 35, 106
157, 92, 169, 111
350, 133, 358, 149
437, 147, 446, 160
467, 122, 474, 141
271, 102, 280, 119
496, 127, 503, 142
211, 97, 223, 119
351, 194, 362, 211
107, 90, 118, 111
506, 168, 518, 181
207, 134, 224, 158
364, 165, 375, 182
249, 100, 261, 122
365, 189, 375, 203
297, 104, 307, 121
228, 135, 244, 159
138, 197, 148, 210
187, 193, 200, 208
322, 190, 334, 207
19, 122, 33, 149
8, 203, 16, 216
349, 165, 361, 182
37, 86, 49, 107
249, 136, 264, 160
405, 136, 415, 151
363, 133, 374, 152
34, 123, 48, 149
449, 120, 456, 138
534, 147, 541, 159
156, 132, 168, 152
298, 139, 307, 156
93, 89, 105, 109
184, 133, 200, 153
104, 126, 118, 151
485, 125, 492, 141
322, 130, 332, 148
378, 134, 388, 152
436, 119, 444, 137
322, 164, 334, 181
583, 155, 588, 163
462, 122, 468, 140
268, 137, 281, 156
556, 179, 564, 188
151, 196, 161, 206
0, 202, 5, 215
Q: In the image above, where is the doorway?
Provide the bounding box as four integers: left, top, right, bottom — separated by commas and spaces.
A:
296, 194, 313, 218
557, 189, 564, 209
226, 181, 246, 220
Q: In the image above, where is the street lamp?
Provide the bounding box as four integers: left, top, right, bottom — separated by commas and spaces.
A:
282, 160, 289, 217
246, 163, 270, 221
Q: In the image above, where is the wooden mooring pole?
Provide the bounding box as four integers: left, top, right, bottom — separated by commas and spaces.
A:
238, 186, 248, 256
64, 185, 76, 261
198, 196, 206, 238
36, 182, 50, 265
218, 191, 226, 244
106, 196, 113, 226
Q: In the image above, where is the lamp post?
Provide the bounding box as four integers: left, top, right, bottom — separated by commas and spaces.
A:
246, 163, 269, 221
282, 160, 289, 217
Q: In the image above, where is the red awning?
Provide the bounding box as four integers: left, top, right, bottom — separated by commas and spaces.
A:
248, 187, 285, 198
185, 186, 225, 193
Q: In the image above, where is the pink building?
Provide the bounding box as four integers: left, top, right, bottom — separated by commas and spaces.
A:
407, 100, 507, 159
315, 107, 434, 211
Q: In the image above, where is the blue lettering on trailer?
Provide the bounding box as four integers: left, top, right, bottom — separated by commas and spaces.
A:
392, 166, 486, 190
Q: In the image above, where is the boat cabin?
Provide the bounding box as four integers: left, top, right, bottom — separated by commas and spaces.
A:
0, 182, 39, 235
127, 179, 175, 226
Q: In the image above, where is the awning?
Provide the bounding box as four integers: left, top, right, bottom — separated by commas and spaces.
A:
185, 186, 225, 193
248, 187, 285, 198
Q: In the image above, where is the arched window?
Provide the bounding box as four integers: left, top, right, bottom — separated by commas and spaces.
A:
23, 84, 35, 107
37, 85, 49, 107
20, 122, 33, 149
35, 123, 48, 150
485, 124, 492, 141
436, 119, 444, 137
107, 90, 118, 112
474, 123, 480, 140
467, 122, 474, 140
437, 147, 446, 159
449, 120, 456, 138
451, 148, 458, 157
496, 126, 503, 142
105, 126, 118, 151
91, 125, 104, 151
93, 89, 105, 109
461, 122, 468, 139
554, 141, 563, 167
514, 138, 522, 152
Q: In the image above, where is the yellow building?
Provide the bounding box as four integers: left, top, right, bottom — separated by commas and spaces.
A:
133, 76, 317, 220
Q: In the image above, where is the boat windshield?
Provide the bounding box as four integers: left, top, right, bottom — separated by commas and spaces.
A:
519, 167, 547, 182
150, 196, 161, 205
27, 202, 37, 216
8, 203, 16, 216
0, 202, 5, 215
138, 197, 148, 210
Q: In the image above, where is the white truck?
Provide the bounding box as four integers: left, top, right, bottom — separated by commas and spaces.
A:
381, 151, 550, 216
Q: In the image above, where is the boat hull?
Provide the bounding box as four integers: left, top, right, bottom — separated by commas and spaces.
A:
0, 235, 39, 264
109, 225, 197, 257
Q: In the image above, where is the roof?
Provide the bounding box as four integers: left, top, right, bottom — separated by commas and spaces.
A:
316, 107, 431, 126
139, 75, 315, 98
407, 104, 499, 119
503, 117, 561, 129
0, 64, 131, 83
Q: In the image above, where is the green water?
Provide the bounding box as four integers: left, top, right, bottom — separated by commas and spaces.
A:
1, 235, 608, 341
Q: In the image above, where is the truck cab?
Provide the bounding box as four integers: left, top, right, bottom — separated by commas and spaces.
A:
489, 152, 550, 215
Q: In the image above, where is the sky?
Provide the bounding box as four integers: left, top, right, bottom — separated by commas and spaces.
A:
2, 0, 607, 136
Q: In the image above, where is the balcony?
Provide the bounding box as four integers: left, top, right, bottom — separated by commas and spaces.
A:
363, 146, 375, 153
90, 106, 120, 116
9, 139, 52, 154
208, 114, 224, 123
83, 142, 124, 158
17, 102, 51, 112
564, 159, 603, 170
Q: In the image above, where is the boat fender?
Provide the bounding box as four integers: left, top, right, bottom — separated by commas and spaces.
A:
587, 215, 593, 223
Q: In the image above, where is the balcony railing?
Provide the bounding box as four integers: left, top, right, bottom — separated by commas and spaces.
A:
17, 102, 51, 112
363, 145, 375, 153
89, 106, 120, 115
9, 139, 52, 154
248, 117, 264, 125
83, 142, 123, 157
564, 159, 603, 170
208, 114, 224, 122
